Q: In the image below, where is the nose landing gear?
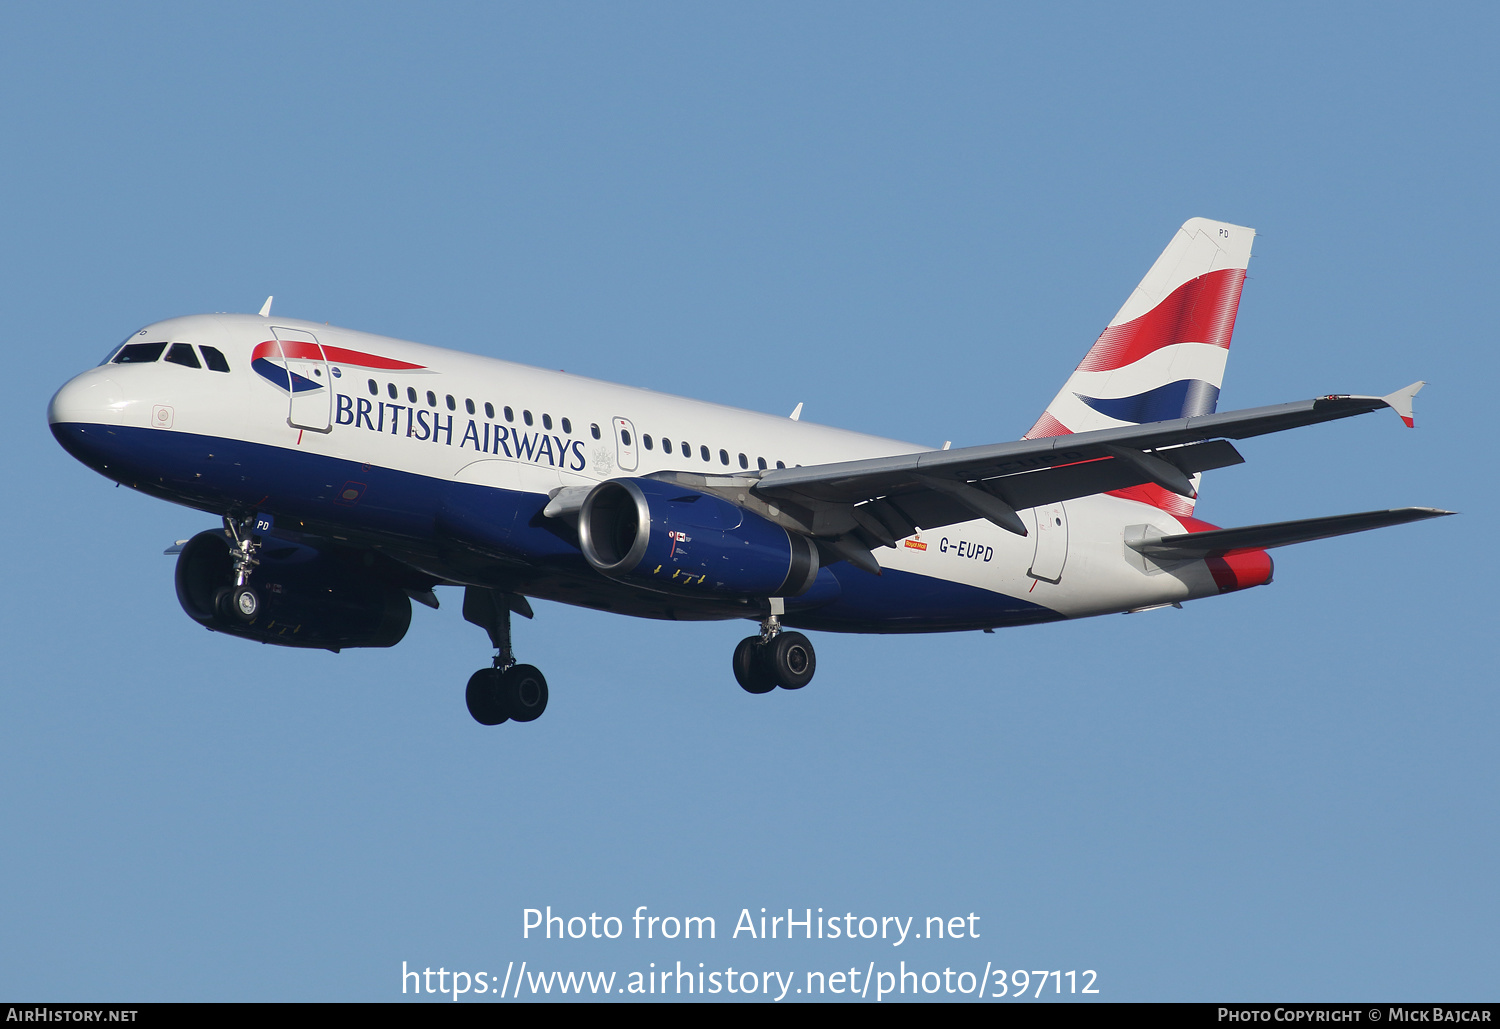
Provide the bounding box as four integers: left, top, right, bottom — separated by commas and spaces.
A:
463, 587, 549, 726
214, 512, 265, 622
733, 598, 816, 694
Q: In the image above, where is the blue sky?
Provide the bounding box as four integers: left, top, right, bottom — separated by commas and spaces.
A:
2, 3, 1495, 1002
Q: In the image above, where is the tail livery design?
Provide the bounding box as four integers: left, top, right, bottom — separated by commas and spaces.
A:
1025, 217, 1255, 516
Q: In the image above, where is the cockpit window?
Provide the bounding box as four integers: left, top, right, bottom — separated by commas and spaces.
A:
164, 343, 201, 369
101, 333, 143, 365
200, 346, 231, 372
113, 342, 167, 364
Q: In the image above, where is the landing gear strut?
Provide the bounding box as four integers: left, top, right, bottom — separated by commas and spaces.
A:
463, 586, 549, 725
733, 598, 816, 694
216, 512, 263, 622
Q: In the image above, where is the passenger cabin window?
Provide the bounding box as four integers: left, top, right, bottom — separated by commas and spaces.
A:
505, 407, 515, 422
590, 423, 600, 439
620, 429, 632, 446
776, 461, 786, 469
561, 418, 572, 434
643, 434, 653, 450
163, 343, 201, 369
700, 445, 710, 461
484, 402, 494, 419
738, 453, 748, 469
426, 391, 437, 407
387, 383, 397, 399
465, 398, 475, 415
445, 394, 456, 411
200, 346, 231, 372
661, 437, 672, 453
367, 379, 379, 395
542, 413, 552, 430
757, 457, 767, 470
113, 342, 167, 364
523, 410, 533, 426
719, 449, 729, 466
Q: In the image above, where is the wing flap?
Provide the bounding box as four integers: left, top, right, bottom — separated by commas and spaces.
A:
989, 439, 1242, 513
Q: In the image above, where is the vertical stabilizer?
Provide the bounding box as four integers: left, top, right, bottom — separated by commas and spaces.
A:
1024, 217, 1255, 515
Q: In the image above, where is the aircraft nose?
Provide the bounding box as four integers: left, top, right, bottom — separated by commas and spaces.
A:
49, 367, 134, 475
48, 367, 125, 426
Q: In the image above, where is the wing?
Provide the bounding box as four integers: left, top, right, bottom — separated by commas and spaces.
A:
736, 383, 1426, 570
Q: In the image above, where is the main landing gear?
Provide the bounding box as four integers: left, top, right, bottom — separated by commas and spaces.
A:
215, 512, 263, 623
462, 586, 549, 726
733, 598, 816, 694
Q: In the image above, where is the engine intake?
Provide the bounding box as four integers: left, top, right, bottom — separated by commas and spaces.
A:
577, 478, 819, 599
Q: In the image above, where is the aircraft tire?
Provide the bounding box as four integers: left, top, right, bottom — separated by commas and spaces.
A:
769, 632, 815, 690
733, 636, 777, 694
502, 664, 549, 723
230, 585, 260, 622
466, 668, 509, 725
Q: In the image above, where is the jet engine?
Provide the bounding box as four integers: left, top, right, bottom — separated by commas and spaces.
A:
577, 478, 819, 599
174, 530, 412, 650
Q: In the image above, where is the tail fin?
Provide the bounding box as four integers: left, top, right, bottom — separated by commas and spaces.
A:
1024, 217, 1255, 515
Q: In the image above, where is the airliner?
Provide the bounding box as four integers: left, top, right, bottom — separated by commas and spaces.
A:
48, 218, 1449, 725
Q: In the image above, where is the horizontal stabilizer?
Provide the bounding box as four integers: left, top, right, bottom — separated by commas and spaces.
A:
1129, 507, 1454, 559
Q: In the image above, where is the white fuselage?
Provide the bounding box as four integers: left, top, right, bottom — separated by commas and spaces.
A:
49, 313, 1227, 631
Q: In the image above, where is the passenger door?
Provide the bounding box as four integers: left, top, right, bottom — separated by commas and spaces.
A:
272, 326, 333, 433
1028, 502, 1069, 583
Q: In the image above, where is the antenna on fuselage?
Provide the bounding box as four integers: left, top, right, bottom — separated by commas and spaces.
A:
789, 403, 803, 421
259, 296, 273, 318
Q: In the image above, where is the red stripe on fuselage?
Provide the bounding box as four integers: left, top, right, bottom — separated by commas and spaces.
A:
1108, 481, 1195, 518
321, 344, 425, 370
252, 340, 426, 370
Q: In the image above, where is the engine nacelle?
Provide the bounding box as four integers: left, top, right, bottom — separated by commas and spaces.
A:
175, 531, 412, 650
577, 478, 819, 599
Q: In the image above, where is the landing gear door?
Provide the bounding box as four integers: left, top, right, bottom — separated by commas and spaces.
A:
612, 417, 638, 472
273, 326, 333, 433
1028, 502, 1069, 583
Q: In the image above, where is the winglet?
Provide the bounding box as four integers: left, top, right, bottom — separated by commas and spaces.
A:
1382, 381, 1425, 428
259, 296, 274, 318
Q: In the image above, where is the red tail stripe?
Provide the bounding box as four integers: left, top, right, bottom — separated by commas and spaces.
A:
1076, 268, 1246, 373
1107, 482, 1194, 518
1022, 410, 1073, 440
